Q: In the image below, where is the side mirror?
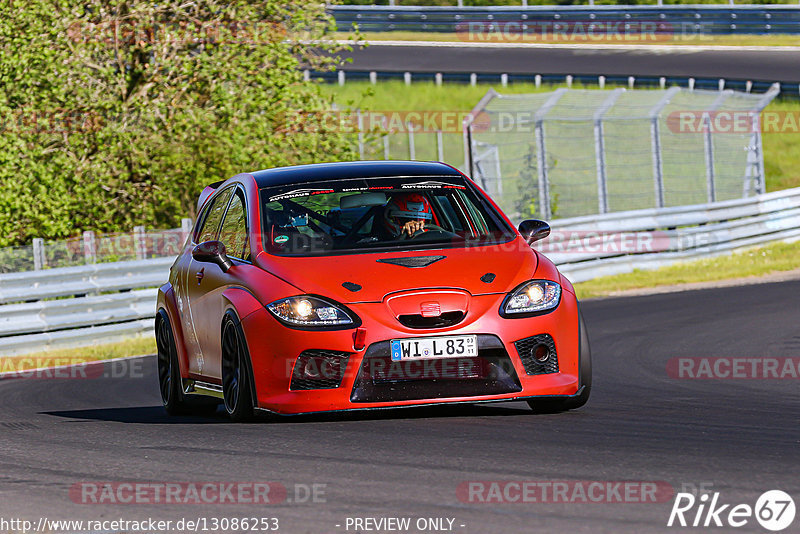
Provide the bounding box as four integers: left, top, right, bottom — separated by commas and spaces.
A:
518, 219, 551, 244
192, 240, 233, 272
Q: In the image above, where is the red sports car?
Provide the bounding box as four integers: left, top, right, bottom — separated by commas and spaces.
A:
156, 161, 591, 420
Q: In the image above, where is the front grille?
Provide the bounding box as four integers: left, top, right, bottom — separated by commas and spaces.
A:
514, 334, 559, 375
350, 335, 522, 403
397, 311, 465, 329
376, 255, 445, 268
290, 350, 351, 390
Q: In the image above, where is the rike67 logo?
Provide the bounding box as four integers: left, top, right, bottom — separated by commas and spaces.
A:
668, 490, 796, 531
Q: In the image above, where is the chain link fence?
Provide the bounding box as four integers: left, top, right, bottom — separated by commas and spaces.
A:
464, 85, 779, 220
0, 220, 192, 274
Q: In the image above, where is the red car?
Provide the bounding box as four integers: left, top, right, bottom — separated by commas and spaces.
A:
156, 161, 591, 421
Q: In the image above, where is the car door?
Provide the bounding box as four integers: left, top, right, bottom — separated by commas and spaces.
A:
187, 186, 251, 381
182, 187, 233, 378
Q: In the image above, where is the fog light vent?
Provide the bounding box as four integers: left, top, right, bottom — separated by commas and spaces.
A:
514, 334, 559, 375
290, 350, 350, 390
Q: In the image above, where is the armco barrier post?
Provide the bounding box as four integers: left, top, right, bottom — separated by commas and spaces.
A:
134, 226, 146, 260
32, 238, 46, 271
181, 218, 193, 246
82, 231, 96, 264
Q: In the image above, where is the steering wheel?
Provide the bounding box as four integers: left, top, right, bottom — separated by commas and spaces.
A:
400, 224, 448, 240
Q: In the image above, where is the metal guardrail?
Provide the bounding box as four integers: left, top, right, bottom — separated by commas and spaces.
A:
312, 70, 800, 100
0, 257, 173, 356
331, 5, 800, 34
0, 257, 173, 305
548, 186, 800, 282
1, 185, 798, 355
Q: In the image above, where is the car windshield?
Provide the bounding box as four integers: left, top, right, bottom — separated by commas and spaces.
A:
259, 176, 515, 256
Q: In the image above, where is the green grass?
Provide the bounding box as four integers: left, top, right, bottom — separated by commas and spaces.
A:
322, 80, 800, 192
1, 335, 155, 370
573, 239, 800, 299
341, 32, 800, 48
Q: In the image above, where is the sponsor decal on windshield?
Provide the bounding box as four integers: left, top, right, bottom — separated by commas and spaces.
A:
268, 188, 334, 202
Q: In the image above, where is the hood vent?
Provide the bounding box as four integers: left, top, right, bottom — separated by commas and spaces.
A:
377, 255, 445, 268
342, 282, 362, 292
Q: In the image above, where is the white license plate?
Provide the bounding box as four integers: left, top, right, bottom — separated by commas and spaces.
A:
390, 335, 478, 361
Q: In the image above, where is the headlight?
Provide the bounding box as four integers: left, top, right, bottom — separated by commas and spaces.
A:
267, 296, 357, 327
501, 280, 561, 316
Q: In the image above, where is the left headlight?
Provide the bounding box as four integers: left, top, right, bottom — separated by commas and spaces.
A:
501, 280, 561, 317
267, 296, 357, 327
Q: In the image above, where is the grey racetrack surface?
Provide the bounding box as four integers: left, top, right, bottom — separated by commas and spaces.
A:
338, 43, 800, 83
0, 280, 798, 533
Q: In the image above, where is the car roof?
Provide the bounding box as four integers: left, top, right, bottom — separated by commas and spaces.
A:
247, 161, 463, 189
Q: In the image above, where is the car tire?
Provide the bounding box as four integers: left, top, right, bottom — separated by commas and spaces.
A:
221, 312, 255, 422
527, 308, 592, 414
156, 309, 191, 415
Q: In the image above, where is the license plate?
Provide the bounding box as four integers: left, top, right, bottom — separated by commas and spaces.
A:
390, 335, 478, 361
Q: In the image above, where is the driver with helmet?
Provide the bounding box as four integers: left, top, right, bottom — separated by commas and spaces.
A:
383, 193, 434, 238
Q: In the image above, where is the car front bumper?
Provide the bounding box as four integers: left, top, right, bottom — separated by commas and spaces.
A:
240, 290, 581, 415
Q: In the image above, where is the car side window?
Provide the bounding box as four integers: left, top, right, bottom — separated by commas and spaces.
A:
218, 190, 249, 260
196, 188, 233, 244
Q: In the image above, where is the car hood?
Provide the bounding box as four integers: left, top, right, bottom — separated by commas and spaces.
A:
256, 238, 538, 303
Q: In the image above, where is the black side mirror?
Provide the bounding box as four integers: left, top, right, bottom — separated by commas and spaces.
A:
518, 219, 551, 244
192, 240, 233, 272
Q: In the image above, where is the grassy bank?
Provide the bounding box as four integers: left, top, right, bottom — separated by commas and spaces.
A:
0, 336, 155, 372
573, 240, 800, 299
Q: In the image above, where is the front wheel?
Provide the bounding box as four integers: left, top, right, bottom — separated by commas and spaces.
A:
221, 312, 255, 422
527, 309, 592, 413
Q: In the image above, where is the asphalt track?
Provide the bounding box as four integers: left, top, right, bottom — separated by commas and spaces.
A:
1, 279, 798, 533
337, 42, 800, 83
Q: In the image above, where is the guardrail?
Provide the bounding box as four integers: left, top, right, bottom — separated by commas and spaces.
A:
547, 186, 800, 282
331, 5, 800, 34
312, 70, 800, 100
1, 186, 798, 356
0, 257, 174, 356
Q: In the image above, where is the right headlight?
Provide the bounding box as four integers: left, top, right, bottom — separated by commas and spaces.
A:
267, 295, 359, 328
501, 280, 561, 317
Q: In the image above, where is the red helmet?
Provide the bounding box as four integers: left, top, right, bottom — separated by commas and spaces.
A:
384, 193, 433, 235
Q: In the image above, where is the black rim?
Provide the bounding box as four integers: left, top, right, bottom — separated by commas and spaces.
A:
156, 317, 173, 405
222, 321, 241, 414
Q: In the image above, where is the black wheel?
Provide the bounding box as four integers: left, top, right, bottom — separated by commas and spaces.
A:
156, 309, 189, 415
527, 308, 592, 414
221, 312, 255, 422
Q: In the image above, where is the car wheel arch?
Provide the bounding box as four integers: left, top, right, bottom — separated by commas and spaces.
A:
220, 307, 259, 415
156, 285, 190, 378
